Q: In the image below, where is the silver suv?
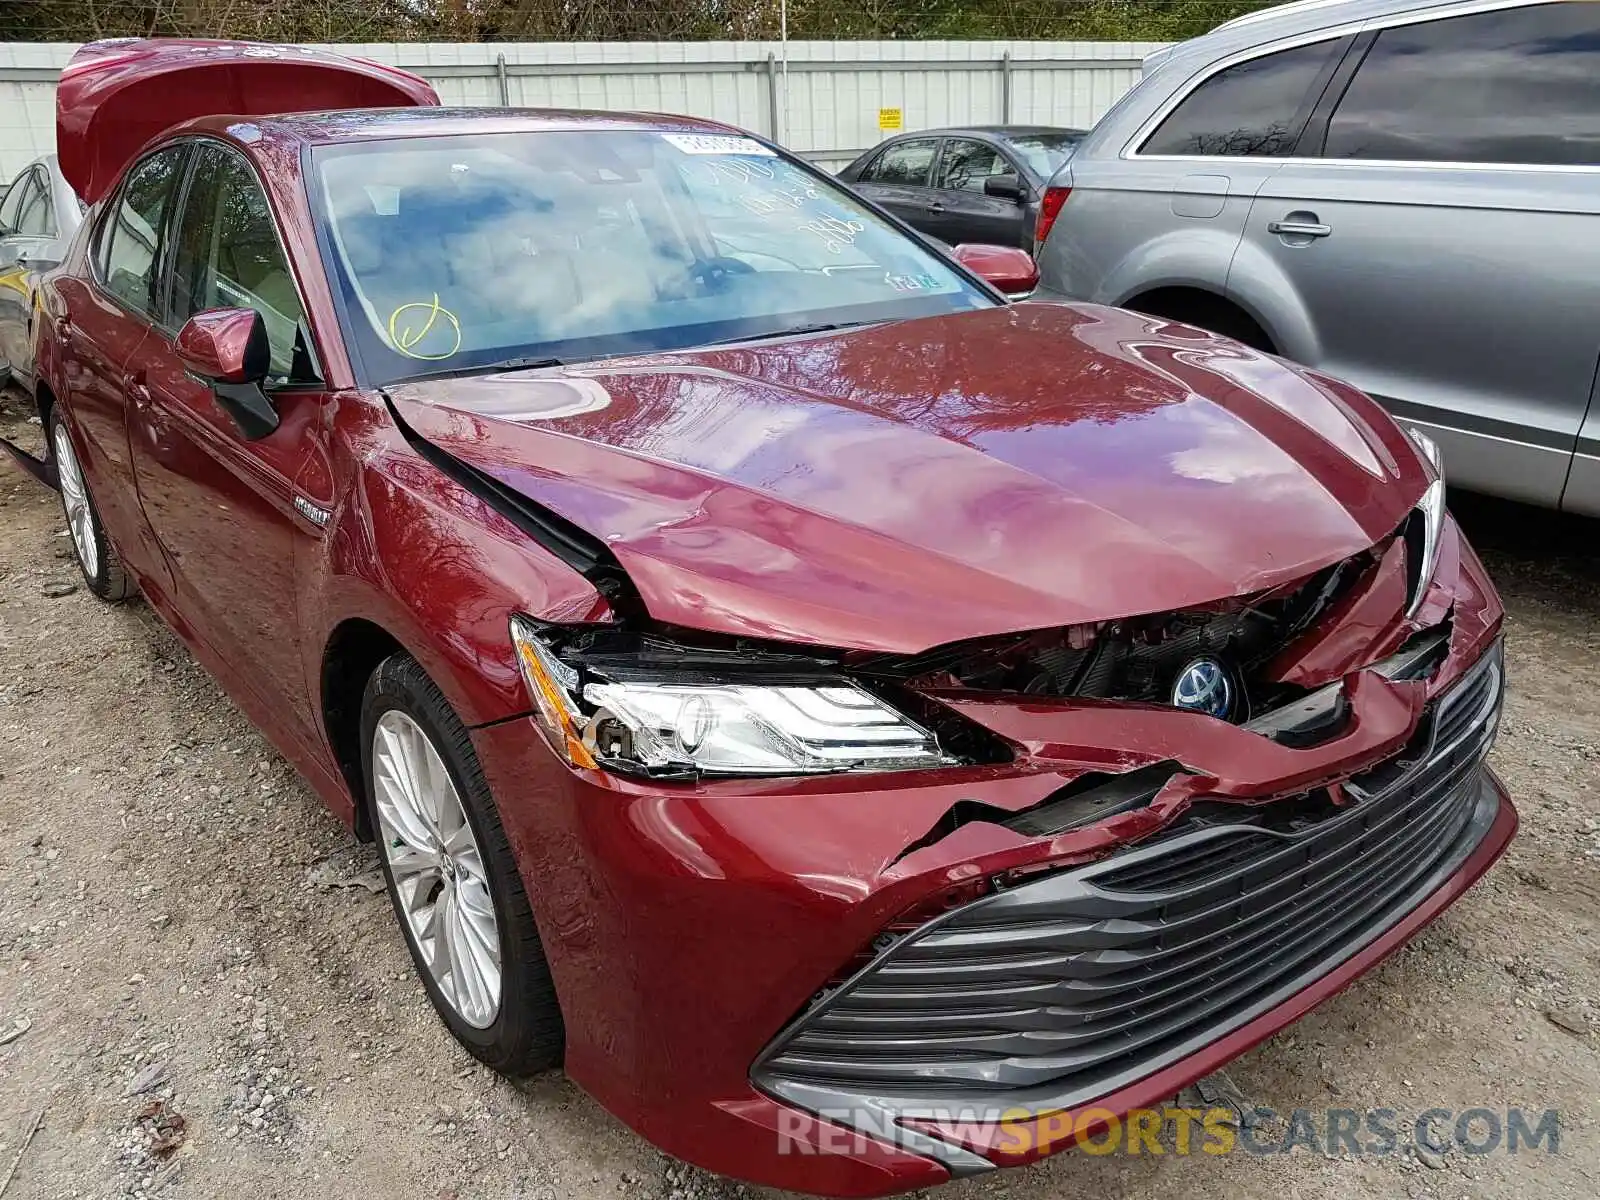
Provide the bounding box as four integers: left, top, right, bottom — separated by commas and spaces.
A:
1034, 0, 1600, 514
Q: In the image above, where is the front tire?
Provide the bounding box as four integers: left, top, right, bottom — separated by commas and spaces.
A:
49, 407, 134, 601
361, 652, 564, 1074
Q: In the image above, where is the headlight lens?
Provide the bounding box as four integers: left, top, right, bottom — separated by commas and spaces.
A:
1404, 427, 1446, 619
509, 617, 949, 778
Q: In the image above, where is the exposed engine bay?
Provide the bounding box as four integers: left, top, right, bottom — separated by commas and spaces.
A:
850, 546, 1381, 722
518, 533, 1452, 787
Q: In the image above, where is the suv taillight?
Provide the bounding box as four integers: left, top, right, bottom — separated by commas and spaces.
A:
1035, 186, 1072, 249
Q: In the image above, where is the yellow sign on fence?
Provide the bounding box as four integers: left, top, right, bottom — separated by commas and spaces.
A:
878, 107, 903, 132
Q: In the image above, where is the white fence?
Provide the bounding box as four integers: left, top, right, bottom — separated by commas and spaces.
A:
0, 39, 1165, 179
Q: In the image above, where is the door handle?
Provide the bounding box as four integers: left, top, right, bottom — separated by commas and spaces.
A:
123, 369, 150, 405
928, 202, 947, 214
1268, 217, 1332, 239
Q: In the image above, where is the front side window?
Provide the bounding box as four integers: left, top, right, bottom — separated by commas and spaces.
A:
1325, 3, 1600, 166
100, 146, 187, 317
936, 140, 1013, 191
859, 139, 939, 186
314, 130, 992, 386
170, 144, 313, 382
1141, 38, 1342, 157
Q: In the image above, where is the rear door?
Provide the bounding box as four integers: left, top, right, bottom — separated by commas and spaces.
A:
1235, 1, 1600, 509
52, 143, 193, 592
927, 138, 1029, 248
848, 138, 943, 234
126, 139, 327, 744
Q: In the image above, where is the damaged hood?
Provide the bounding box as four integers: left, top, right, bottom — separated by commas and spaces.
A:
389, 302, 1429, 654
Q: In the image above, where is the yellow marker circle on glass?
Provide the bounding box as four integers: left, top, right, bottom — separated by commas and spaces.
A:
389, 294, 462, 360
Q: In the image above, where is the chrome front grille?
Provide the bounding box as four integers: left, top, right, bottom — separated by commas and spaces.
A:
756, 642, 1504, 1117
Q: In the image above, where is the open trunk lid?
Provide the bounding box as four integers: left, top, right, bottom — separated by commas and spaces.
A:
57, 39, 439, 204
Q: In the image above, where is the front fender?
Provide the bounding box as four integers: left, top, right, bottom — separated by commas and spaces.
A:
300, 400, 612, 730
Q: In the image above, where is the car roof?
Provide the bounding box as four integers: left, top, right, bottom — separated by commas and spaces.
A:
203, 106, 746, 148
886, 124, 1087, 139
1197, 0, 1466, 45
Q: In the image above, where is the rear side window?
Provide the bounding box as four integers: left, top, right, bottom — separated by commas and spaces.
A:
0, 173, 26, 231
99, 147, 187, 317
1141, 38, 1342, 157
1325, 3, 1600, 166
17, 171, 53, 237
860, 140, 938, 186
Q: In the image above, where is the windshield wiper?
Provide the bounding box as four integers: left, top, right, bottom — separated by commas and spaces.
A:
399, 355, 566, 384
700, 320, 877, 348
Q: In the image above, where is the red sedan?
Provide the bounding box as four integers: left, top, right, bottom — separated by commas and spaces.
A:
5, 39, 1514, 1197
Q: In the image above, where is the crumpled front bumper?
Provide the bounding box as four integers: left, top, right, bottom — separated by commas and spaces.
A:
469, 516, 1514, 1197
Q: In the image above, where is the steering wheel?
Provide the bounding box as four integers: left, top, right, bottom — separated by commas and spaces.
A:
675, 255, 758, 296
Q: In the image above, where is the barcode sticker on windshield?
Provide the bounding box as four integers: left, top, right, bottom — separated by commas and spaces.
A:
662, 133, 776, 157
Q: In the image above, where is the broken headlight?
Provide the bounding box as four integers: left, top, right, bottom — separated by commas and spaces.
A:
1404, 428, 1446, 619
509, 617, 949, 778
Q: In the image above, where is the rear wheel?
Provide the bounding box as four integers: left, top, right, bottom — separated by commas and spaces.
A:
49, 407, 134, 601
362, 652, 564, 1074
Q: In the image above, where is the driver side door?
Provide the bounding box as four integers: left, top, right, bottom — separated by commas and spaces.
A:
125, 139, 328, 746
925, 138, 1030, 249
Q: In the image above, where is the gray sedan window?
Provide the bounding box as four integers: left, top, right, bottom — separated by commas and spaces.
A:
17, 171, 53, 237
860, 139, 939, 186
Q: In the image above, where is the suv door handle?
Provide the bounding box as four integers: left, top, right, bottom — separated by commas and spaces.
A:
1268, 217, 1332, 239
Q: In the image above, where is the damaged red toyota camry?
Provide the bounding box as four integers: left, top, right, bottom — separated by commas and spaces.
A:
11, 39, 1513, 1197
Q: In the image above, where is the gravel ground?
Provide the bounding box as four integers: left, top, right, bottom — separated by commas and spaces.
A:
2, 386, 1597, 1200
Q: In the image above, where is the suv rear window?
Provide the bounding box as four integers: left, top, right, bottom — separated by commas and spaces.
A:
1324, 2, 1600, 166
1141, 38, 1341, 157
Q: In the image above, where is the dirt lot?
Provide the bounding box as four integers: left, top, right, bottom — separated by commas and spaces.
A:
1, 386, 1597, 1200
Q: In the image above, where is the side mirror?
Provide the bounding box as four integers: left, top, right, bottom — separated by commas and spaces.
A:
983, 173, 1025, 201
175, 308, 279, 439
952, 243, 1040, 297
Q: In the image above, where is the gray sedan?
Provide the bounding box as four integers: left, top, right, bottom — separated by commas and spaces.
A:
839, 126, 1085, 252
1, 155, 83, 395
1033, 0, 1600, 515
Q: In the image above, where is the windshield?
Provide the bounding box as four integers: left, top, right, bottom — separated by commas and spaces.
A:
313, 129, 993, 384
1003, 133, 1082, 180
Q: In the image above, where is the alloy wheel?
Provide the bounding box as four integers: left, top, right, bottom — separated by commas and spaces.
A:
54, 422, 99, 580
371, 709, 503, 1028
